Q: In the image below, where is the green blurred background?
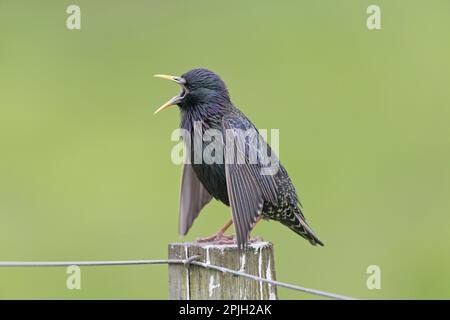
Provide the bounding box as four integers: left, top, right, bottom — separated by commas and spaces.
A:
0, 0, 449, 299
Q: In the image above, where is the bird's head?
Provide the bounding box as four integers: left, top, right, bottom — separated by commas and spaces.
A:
154, 68, 230, 114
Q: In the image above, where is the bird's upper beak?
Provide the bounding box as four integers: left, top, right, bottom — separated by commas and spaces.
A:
154, 74, 187, 114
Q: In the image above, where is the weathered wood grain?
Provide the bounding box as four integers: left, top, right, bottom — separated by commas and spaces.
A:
168, 242, 277, 300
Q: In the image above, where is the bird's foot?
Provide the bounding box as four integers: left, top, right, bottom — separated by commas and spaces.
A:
196, 232, 235, 244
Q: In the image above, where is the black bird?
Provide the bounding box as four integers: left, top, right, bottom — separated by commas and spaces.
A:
154, 68, 323, 248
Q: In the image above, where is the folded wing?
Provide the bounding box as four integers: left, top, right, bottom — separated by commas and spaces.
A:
223, 113, 279, 247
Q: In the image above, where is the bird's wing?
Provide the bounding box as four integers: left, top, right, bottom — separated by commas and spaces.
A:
222, 113, 278, 247
179, 162, 213, 236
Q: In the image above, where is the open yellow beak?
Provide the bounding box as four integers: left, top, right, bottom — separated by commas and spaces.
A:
153, 95, 178, 115
154, 74, 186, 114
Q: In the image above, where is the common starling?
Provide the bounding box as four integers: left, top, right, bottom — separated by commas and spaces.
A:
154, 68, 323, 248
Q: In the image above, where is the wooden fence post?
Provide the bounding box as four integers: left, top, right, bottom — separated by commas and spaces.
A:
168, 242, 277, 300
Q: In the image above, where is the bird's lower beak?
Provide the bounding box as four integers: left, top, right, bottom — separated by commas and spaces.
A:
154, 74, 187, 114
153, 95, 180, 115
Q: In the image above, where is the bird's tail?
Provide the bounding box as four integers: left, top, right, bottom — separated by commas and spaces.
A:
283, 211, 324, 246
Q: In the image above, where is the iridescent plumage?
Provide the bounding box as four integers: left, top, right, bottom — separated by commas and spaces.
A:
157, 68, 323, 248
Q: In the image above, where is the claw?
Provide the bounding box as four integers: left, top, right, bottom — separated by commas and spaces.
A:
197, 232, 235, 244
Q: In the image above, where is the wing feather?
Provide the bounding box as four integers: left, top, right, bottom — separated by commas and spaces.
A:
223, 113, 278, 247
179, 162, 213, 236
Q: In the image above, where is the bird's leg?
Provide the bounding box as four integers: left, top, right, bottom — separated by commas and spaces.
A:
197, 216, 263, 244
197, 219, 234, 243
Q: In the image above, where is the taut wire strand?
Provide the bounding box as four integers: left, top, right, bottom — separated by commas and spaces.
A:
0, 255, 356, 300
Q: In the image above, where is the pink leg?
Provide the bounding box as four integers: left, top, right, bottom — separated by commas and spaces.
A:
197, 216, 264, 244
197, 219, 235, 244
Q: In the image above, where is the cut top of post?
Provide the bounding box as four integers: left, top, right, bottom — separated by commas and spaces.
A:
168, 242, 277, 300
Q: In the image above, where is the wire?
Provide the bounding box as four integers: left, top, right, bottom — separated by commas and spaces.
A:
190, 260, 355, 300
0, 255, 356, 300
0, 259, 180, 267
